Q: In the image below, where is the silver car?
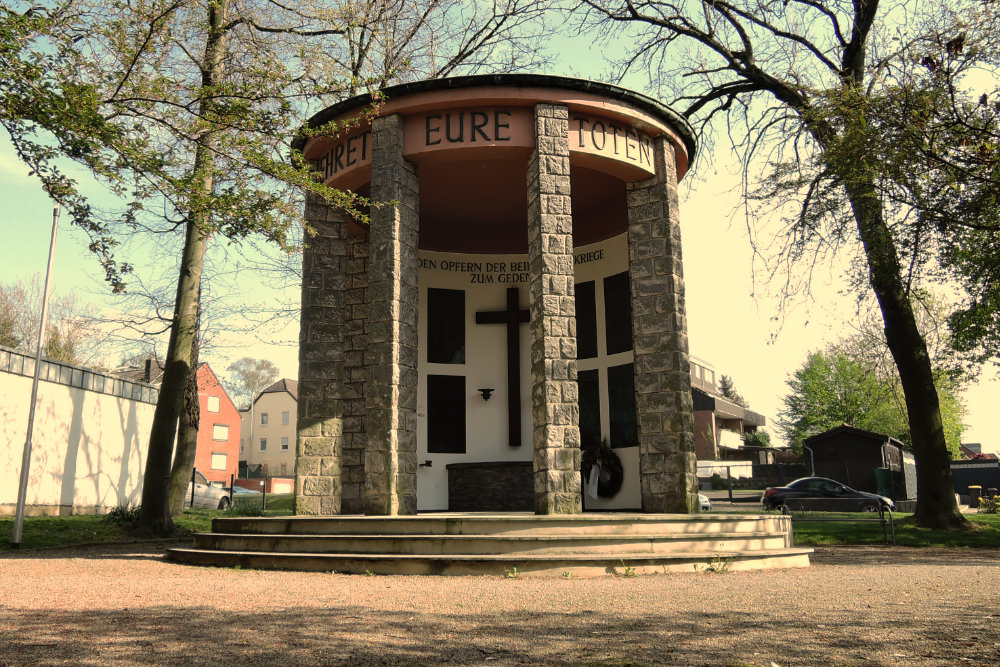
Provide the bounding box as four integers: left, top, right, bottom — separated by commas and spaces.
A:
185, 470, 231, 510
698, 493, 712, 511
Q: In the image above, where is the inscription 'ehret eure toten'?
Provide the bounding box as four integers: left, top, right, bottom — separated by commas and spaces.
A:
316, 110, 656, 184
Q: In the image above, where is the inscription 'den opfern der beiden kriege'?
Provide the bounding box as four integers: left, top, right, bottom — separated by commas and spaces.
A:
316, 109, 656, 182
419, 249, 604, 285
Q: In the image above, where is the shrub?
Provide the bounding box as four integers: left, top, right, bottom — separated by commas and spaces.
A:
978, 496, 999, 514
743, 430, 771, 448
103, 504, 141, 525
227, 498, 265, 516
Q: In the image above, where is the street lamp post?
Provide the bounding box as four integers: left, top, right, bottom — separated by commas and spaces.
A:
12, 203, 60, 548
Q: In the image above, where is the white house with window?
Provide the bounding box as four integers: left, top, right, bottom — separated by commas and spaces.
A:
238, 378, 297, 478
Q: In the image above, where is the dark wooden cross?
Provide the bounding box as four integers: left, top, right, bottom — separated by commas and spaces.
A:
475, 287, 530, 447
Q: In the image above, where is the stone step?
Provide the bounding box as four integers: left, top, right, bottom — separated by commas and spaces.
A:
165, 546, 813, 577
211, 513, 788, 538
192, 531, 790, 556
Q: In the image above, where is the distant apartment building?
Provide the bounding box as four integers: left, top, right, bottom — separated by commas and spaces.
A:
239, 379, 297, 478
689, 356, 767, 461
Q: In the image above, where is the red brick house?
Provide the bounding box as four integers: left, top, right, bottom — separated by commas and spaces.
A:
194, 363, 241, 484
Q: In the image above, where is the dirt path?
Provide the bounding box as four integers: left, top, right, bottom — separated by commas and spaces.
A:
1, 543, 999, 666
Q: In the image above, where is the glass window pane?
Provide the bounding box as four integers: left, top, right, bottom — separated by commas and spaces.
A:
578, 369, 601, 448
608, 363, 639, 448
212, 424, 229, 440
427, 374, 466, 453
210, 453, 227, 470
427, 288, 465, 364
575, 281, 598, 359
603, 271, 633, 354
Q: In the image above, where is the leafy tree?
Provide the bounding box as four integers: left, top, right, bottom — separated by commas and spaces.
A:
0, 278, 102, 364
780, 349, 904, 451
226, 357, 279, 411
67, 0, 549, 534
779, 345, 965, 457
5, 1, 549, 534
1, 2, 159, 291
576, 0, 998, 528
718, 374, 748, 408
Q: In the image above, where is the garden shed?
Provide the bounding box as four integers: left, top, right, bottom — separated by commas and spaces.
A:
803, 425, 915, 500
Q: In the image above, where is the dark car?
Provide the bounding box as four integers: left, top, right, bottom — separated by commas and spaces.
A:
761, 477, 894, 512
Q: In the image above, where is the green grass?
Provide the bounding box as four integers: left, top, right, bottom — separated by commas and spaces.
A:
791, 512, 1000, 548
0, 494, 296, 552
5, 499, 998, 552
0, 515, 133, 551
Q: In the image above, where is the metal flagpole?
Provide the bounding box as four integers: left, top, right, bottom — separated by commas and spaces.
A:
11, 203, 61, 548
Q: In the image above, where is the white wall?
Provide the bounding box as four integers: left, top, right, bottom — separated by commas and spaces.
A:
0, 369, 155, 515
416, 234, 642, 510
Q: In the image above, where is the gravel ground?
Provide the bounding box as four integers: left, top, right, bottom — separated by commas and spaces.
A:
1, 543, 999, 666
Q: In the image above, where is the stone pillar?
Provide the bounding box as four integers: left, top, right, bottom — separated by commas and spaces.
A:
365, 114, 419, 515
626, 137, 697, 513
296, 192, 348, 516
526, 103, 582, 515
341, 232, 369, 514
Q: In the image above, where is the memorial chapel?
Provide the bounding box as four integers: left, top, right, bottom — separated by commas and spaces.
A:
293, 74, 700, 517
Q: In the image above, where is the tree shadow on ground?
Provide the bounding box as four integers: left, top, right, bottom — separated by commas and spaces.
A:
2, 600, 998, 666
810, 545, 1000, 567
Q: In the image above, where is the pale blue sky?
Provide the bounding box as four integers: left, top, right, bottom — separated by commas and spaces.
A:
1, 14, 997, 452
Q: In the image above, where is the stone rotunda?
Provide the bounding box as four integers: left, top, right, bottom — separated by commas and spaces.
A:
293, 74, 699, 517
166, 75, 811, 576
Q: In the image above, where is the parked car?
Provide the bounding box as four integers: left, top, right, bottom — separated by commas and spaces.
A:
698, 493, 712, 511
761, 477, 894, 512
223, 485, 262, 496
185, 470, 231, 510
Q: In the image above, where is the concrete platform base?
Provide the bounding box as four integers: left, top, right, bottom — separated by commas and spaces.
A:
166, 512, 811, 577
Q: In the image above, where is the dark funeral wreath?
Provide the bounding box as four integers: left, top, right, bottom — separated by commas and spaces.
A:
581, 438, 624, 498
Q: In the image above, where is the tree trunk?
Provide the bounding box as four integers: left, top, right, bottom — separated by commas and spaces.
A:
137, 0, 227, 535
137, 222, 209, 534
167, 305, 201, 517
844, 178, 965, 529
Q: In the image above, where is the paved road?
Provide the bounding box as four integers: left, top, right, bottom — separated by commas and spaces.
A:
1, 543, 998, 666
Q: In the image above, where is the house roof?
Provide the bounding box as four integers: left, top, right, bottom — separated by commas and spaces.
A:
691, 386, 766, 428
256, 378, 298, 403
959, 443, 997, 460
803, 424, 906, 450
109, 356, 165, 385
